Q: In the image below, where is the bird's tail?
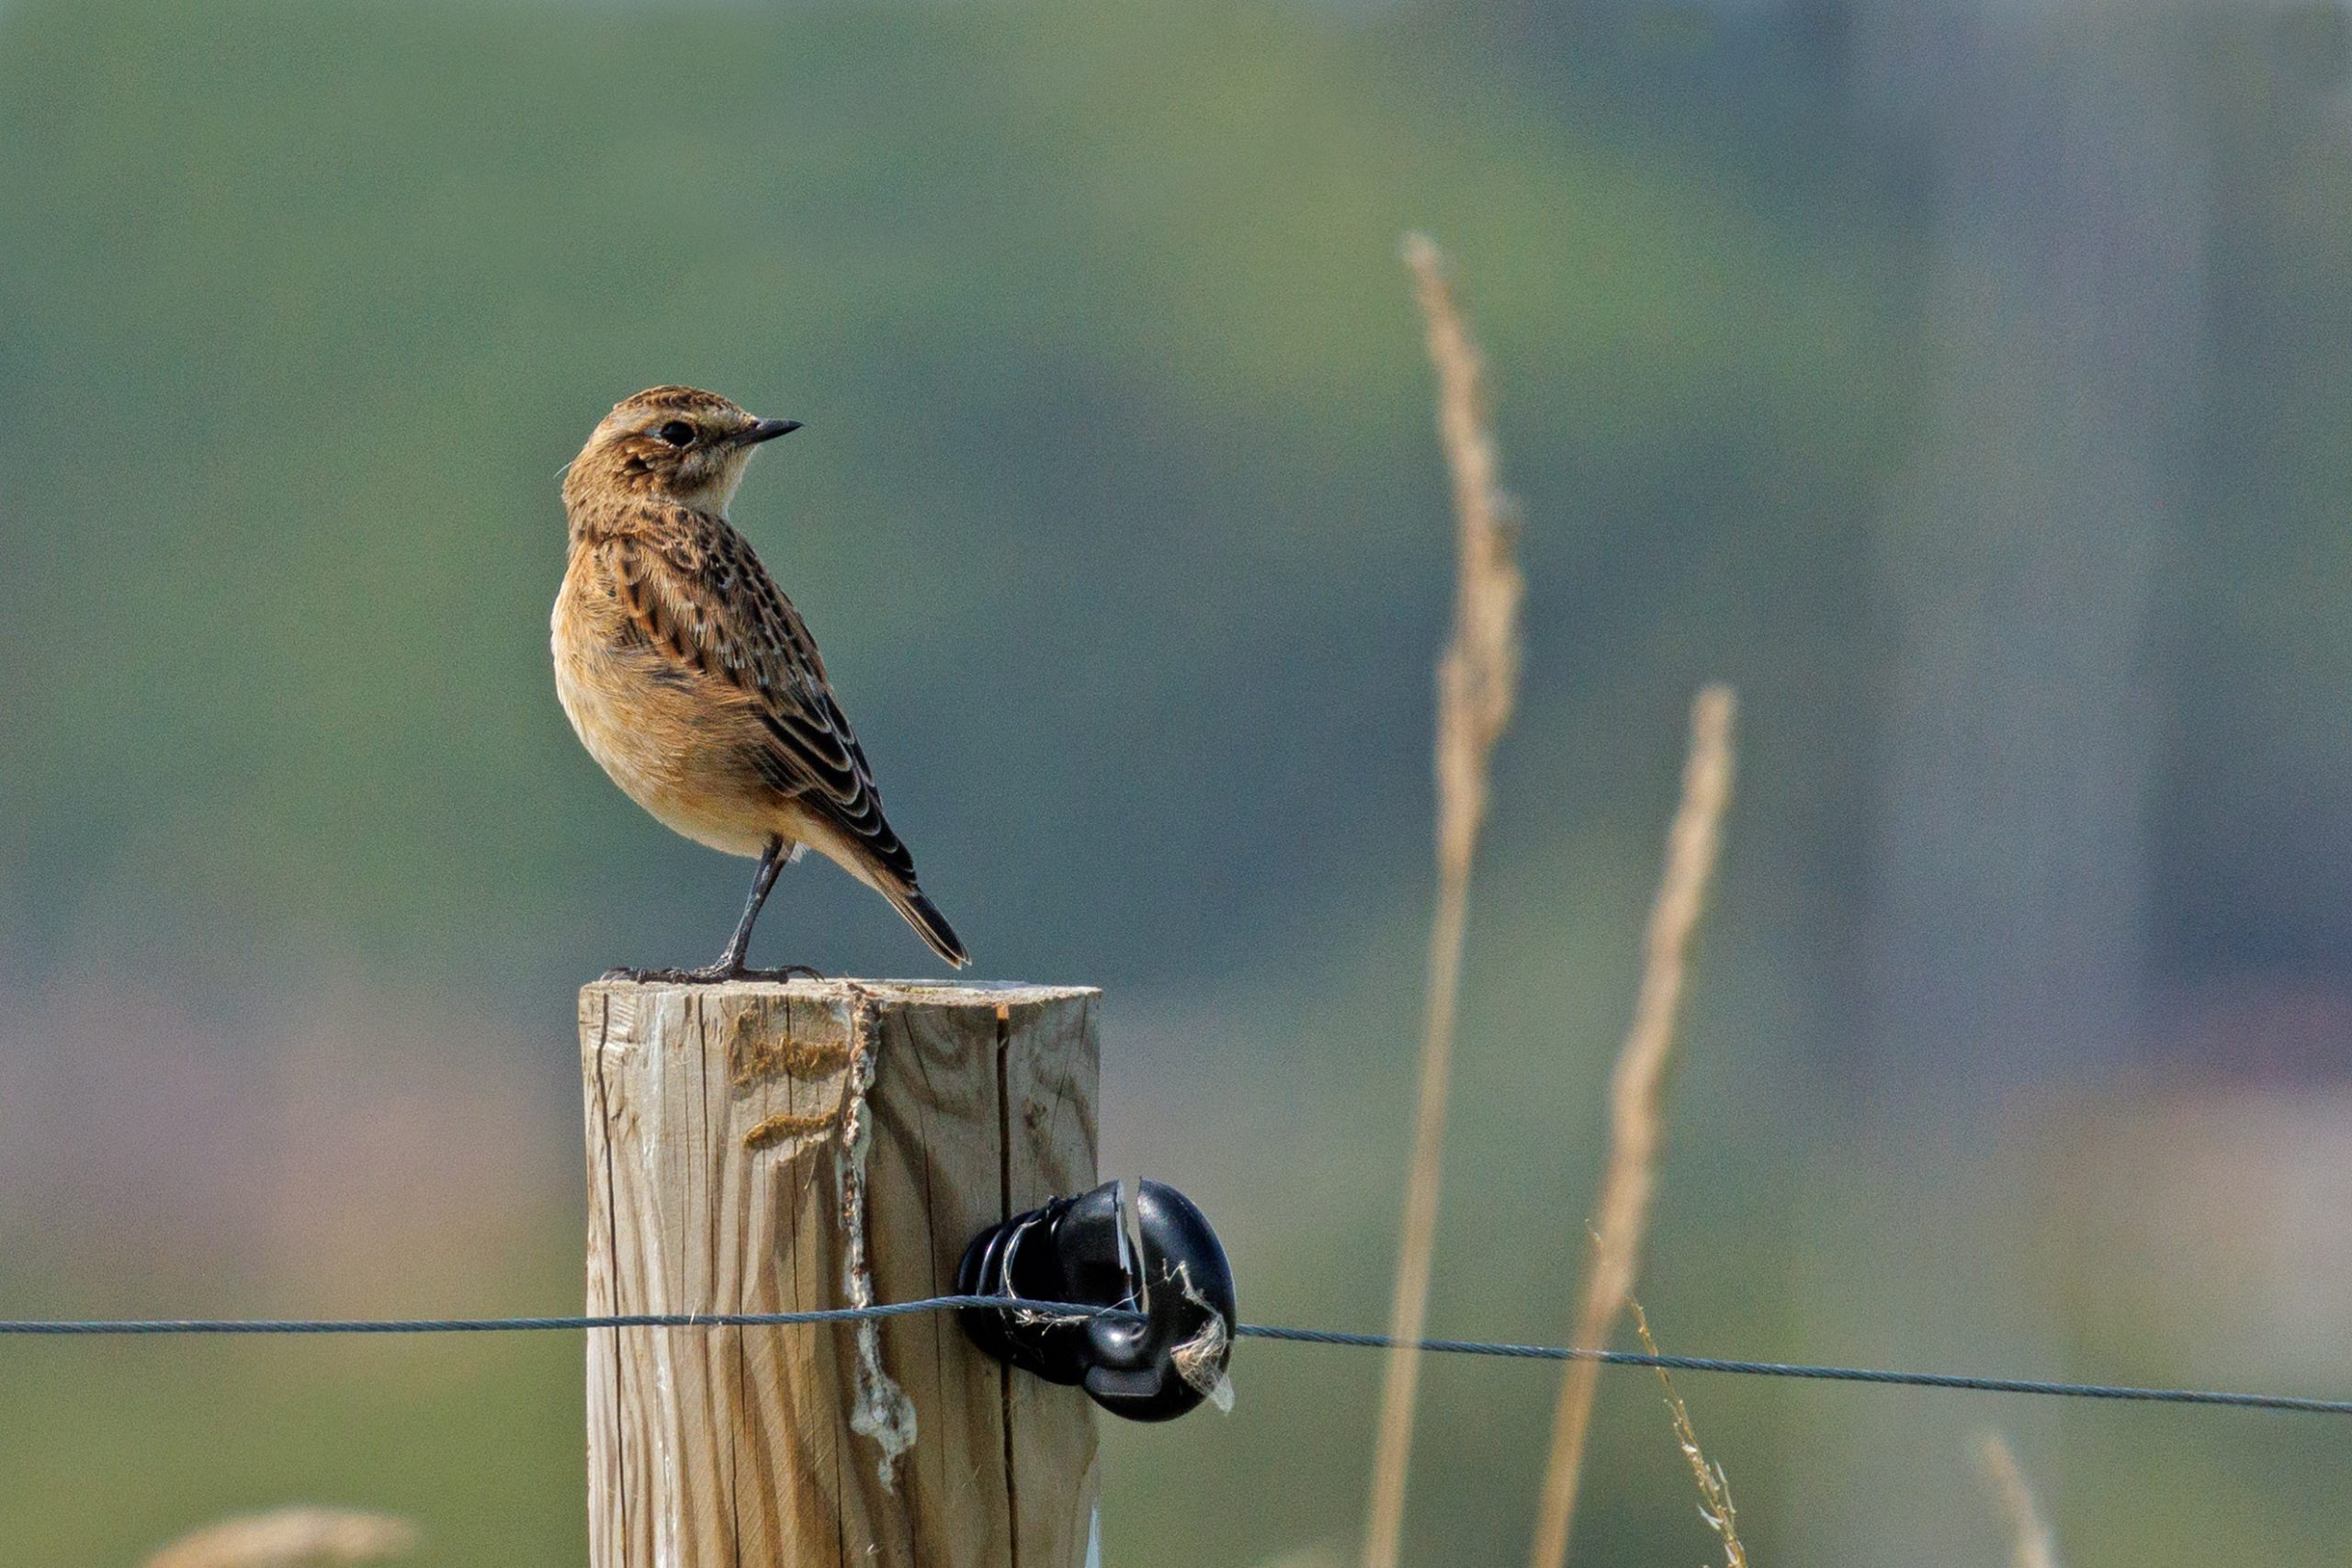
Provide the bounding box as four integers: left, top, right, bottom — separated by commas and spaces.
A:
886, 884, 969, 969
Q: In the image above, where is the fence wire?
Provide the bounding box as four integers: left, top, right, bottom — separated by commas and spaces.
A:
4, 1294, 2347, 1417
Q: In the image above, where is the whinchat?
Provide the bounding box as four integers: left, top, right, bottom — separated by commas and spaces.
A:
552, 386, 967, 977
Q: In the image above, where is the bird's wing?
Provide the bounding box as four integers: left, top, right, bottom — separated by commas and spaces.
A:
601, 518, 918, 886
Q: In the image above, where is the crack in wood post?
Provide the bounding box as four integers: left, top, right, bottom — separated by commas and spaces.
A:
995, 1000, 1022, 1568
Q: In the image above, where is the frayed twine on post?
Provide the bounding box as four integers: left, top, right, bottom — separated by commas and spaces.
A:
1169, 1262, 1236, 1415
835, 985, 918, 1488
1010, 1304, 1097, 1330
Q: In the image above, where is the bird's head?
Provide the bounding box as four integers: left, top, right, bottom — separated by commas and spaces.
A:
563, 386, 800, 517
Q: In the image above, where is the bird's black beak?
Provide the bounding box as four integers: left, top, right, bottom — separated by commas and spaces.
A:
736, 418, 803, 446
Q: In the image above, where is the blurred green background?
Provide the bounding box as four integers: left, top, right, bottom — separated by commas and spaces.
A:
7, 0, 2352, 1562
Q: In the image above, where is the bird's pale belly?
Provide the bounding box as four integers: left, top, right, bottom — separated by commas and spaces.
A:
552, 631, 778, 860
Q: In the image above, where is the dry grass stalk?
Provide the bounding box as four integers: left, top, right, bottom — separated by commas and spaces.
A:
1630, 1303, 1748, 1568
1252, 1549, 1346, 1568
1975, 1431, 2063, 1568
1529, 683, 1736, 1568
142, 1507, 417, 1568
1360, 232, 1526, 1568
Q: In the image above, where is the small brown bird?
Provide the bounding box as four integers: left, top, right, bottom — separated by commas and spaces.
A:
552, 386, 967, 977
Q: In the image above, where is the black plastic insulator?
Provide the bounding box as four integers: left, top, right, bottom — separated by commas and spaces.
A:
956, 1179, 1237, 1422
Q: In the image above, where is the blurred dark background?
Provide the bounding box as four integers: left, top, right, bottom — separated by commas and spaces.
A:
6, 0, 2352, 1562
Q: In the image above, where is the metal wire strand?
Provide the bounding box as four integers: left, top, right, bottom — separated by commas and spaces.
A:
2, 1296, 2348, 1417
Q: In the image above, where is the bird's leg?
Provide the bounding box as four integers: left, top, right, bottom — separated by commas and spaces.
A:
707, 837, 788, 975
605, 839, 827, 984
727, 840, 828, 981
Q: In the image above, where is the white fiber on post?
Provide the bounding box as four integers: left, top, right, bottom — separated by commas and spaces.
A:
1170, 1262, 1236, 1415
834, 987, 918, 1485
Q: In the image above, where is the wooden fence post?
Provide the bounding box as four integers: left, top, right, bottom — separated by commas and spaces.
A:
580, 978, 1102, 1567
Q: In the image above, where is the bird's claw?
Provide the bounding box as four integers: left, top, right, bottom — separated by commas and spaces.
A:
741, 963, 828, 982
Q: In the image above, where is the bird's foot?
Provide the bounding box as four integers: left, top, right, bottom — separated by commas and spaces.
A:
601, 962, 737, 984
602, 961, 828, 986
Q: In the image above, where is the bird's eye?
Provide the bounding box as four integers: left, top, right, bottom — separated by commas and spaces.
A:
656, 421, 695, 447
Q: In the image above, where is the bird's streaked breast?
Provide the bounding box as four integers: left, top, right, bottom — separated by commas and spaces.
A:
551, 549, 777, 858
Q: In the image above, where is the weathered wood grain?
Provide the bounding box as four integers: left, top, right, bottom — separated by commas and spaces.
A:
581, 978, 1101, 1568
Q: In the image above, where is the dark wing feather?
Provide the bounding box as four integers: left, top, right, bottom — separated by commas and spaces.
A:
603, 515, 917, 885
